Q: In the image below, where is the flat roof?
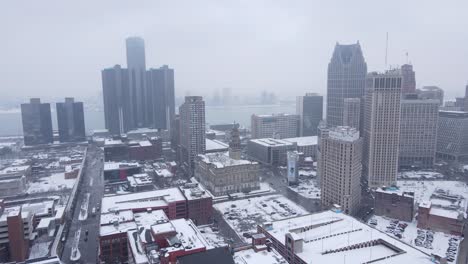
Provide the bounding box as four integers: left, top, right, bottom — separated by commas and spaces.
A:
249, 138, 295, 147
198, 152, 255, 168
206, 139, 229, 151
261, 210, 432, 264
104, 162, 140, 171
283, 136, 318, 146
101, 188, 185, 213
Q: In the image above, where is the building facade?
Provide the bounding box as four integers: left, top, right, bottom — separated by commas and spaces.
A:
343, 98, 361, 130
56, 98, 86, 142
326, 42, 367, 128
417, 86, 444, 106
146, 65, 175, 130
319, 126, 362, 215
374, 188, 414, 222
126, 37, 147, 128
436, 111, 468, 161
101, 65, 133, 135
363, 71, 402, 188
251, 113, 299, 139
401, 64, 416, 94
247, 138, 297, 166
296, 93, 323, 136
399, 97, 439, 168
179, 96, 206, 175
21, 98, 53, 146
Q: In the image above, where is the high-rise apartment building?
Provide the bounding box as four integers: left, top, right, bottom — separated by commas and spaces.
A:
251, 113, 299, 139
326, 42, 367, 127
126, 37, 147, 127
146, 65, 175, 129
436, 111, 468, 161
401, 64, 416, 94
179, 96, 206, 174
343, 98, 361, 130
399, 96, 439, 168
101, 65, 133, 135
363, 71, 402, 188
21, 98, 53, 146
319, 126, 362, 215
296, 93, 323, 136
417, 86, 444, 106
56, 98, 86, 142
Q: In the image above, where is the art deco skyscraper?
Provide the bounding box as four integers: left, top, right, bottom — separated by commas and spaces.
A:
126, 37, 147, 127
179, 96, 206, 175
56, 98, 86, 142
326, 42, 367, 127
21, 98, 53, 146
296, 93, 323, 136
319, 126, 362, 214
363, 71, 402, 188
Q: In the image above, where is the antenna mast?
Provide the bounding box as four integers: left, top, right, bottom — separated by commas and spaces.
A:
385, 32, 389, 68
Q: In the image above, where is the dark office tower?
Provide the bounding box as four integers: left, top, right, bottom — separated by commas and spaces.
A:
21, 98, 53, 146
179, 96, 206, 175
296, 93, 323, 136
56, 98, 86, 142
146, 65, 175, 129
126, 37, 147, 127
101, 65, 133, 135
401, 64, 416, 94
326, 42, 367, 127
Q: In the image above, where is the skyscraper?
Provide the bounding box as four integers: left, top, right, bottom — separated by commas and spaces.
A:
146, 65, 175, 129
56, 98, 86, 142
326, 42, 367, 127
363, 71, 402, 188
319, 126, 362, 214
21, 98, 53, 146
179, 96, 206, 175
401, 64, 416, 94
126, 37, 147, 127
417, 86, 444, 106
399, 95, 439, 168
296, 93, 323, 136
343, 98, 361, 130
101, 65, 133, 135
251, 113, 299, 139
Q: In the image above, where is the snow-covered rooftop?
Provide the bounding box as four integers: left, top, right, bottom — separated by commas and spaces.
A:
283, 136, 318, 146
104, 162, 140, 171
198, 152, 255, 168
249, 138, 294, 147
101, 188, 185, 213
328, 126, 360, 142
205, 139, 229, 151
261, 210, 433, 264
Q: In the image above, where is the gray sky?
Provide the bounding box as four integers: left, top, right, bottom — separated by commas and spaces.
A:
1, 0, 468, 101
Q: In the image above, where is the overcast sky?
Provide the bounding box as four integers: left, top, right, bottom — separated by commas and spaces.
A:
1, 0, 467, 102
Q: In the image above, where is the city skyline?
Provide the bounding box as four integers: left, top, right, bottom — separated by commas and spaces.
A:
1, 1, 468, 101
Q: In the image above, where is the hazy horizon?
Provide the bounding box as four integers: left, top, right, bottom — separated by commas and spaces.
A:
1, 0, 468, 102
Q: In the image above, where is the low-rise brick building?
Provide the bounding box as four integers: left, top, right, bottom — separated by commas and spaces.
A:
374, 187, 415, 222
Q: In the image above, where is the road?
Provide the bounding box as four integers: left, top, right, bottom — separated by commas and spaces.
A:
61, 145, 104, 264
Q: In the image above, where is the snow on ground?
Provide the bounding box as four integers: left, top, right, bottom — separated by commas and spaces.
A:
368, 215, 460, 261
234, 248, 287, 264
27, 173, 77, 194
397, 180, 468, 207
198, 225, 227, 248
398, 171, 444, 180
214, 194, 308, 240
28, 241, 52, 259
288, 169, 320, 199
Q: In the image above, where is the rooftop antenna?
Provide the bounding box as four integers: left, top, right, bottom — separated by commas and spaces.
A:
385, 32, 389, 68
405, 51, 409, 64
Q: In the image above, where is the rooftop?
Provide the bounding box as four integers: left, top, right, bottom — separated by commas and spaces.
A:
179, 182, 211, 200
205, 139, 229, 151
104, 162, 140, 171
328, 126, 360, 142
261, 210, 432, 264
101, 188, 185, 213
198, 152, 255, 168
249, 138, 295, 147
283, 136, 318, 146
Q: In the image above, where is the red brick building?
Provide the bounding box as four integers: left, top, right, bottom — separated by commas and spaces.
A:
374, 188, 415, 222
0, 203, 29, 262
417, 201, 464, 235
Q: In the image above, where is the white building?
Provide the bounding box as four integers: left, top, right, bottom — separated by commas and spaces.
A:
251, 113, 299, 139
